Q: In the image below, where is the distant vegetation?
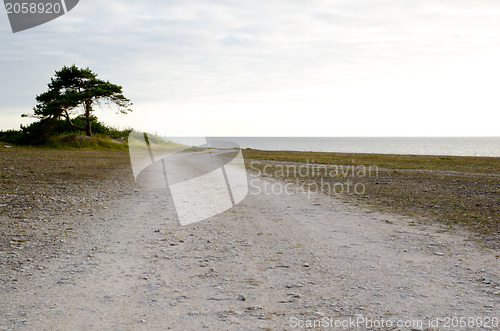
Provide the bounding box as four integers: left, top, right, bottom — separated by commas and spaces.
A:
1, 64, 133, 149
0, 116, 132, 149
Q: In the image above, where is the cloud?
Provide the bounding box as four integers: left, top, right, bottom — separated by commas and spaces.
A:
1, 0, 500, 135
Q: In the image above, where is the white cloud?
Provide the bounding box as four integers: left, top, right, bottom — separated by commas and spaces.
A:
1, 0, 500, 135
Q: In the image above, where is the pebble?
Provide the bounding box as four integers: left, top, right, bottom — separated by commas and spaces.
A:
481, 278, 492, 284
238, 294, 247, 301
247, 305, 264, 310
286, 283, 304, 288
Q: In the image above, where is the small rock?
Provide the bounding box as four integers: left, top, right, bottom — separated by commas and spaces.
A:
434, 252, 444, 256
247, 305, 264, 310
238, 294, 247, 301
482, 277, 492, 284
56, 278, 70, 285
286, 283, 304, 288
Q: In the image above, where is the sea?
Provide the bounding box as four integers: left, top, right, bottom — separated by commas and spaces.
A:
202, 137, 500, 157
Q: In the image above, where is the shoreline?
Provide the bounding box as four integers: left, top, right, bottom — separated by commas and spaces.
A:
205, 136, 500, 158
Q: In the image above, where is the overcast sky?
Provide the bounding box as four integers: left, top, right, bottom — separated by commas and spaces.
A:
1, 0, 500, 136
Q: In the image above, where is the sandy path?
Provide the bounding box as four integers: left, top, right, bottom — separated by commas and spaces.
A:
1, 175, 499, 330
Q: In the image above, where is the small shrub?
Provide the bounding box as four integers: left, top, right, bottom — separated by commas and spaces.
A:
0, 129, 24, 144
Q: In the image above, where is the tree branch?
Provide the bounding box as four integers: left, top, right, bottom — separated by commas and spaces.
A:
63, 109, 85, 131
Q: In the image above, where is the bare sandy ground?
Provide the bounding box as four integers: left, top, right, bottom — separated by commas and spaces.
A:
1, 175, 499, 330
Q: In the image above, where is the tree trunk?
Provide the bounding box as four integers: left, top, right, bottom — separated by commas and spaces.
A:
84, 101, 92, 137
85, 120, 92, 137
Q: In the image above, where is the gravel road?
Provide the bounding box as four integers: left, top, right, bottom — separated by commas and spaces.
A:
1, 174, 499, 330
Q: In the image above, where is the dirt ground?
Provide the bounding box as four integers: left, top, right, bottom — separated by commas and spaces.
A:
1, 147, 499, 330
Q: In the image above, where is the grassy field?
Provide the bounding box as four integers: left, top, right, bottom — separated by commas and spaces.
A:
242, 149, 500, 174
243, 149, 500, 248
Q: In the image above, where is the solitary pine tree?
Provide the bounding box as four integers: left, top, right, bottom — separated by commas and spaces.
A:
26, 65, 132, 137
